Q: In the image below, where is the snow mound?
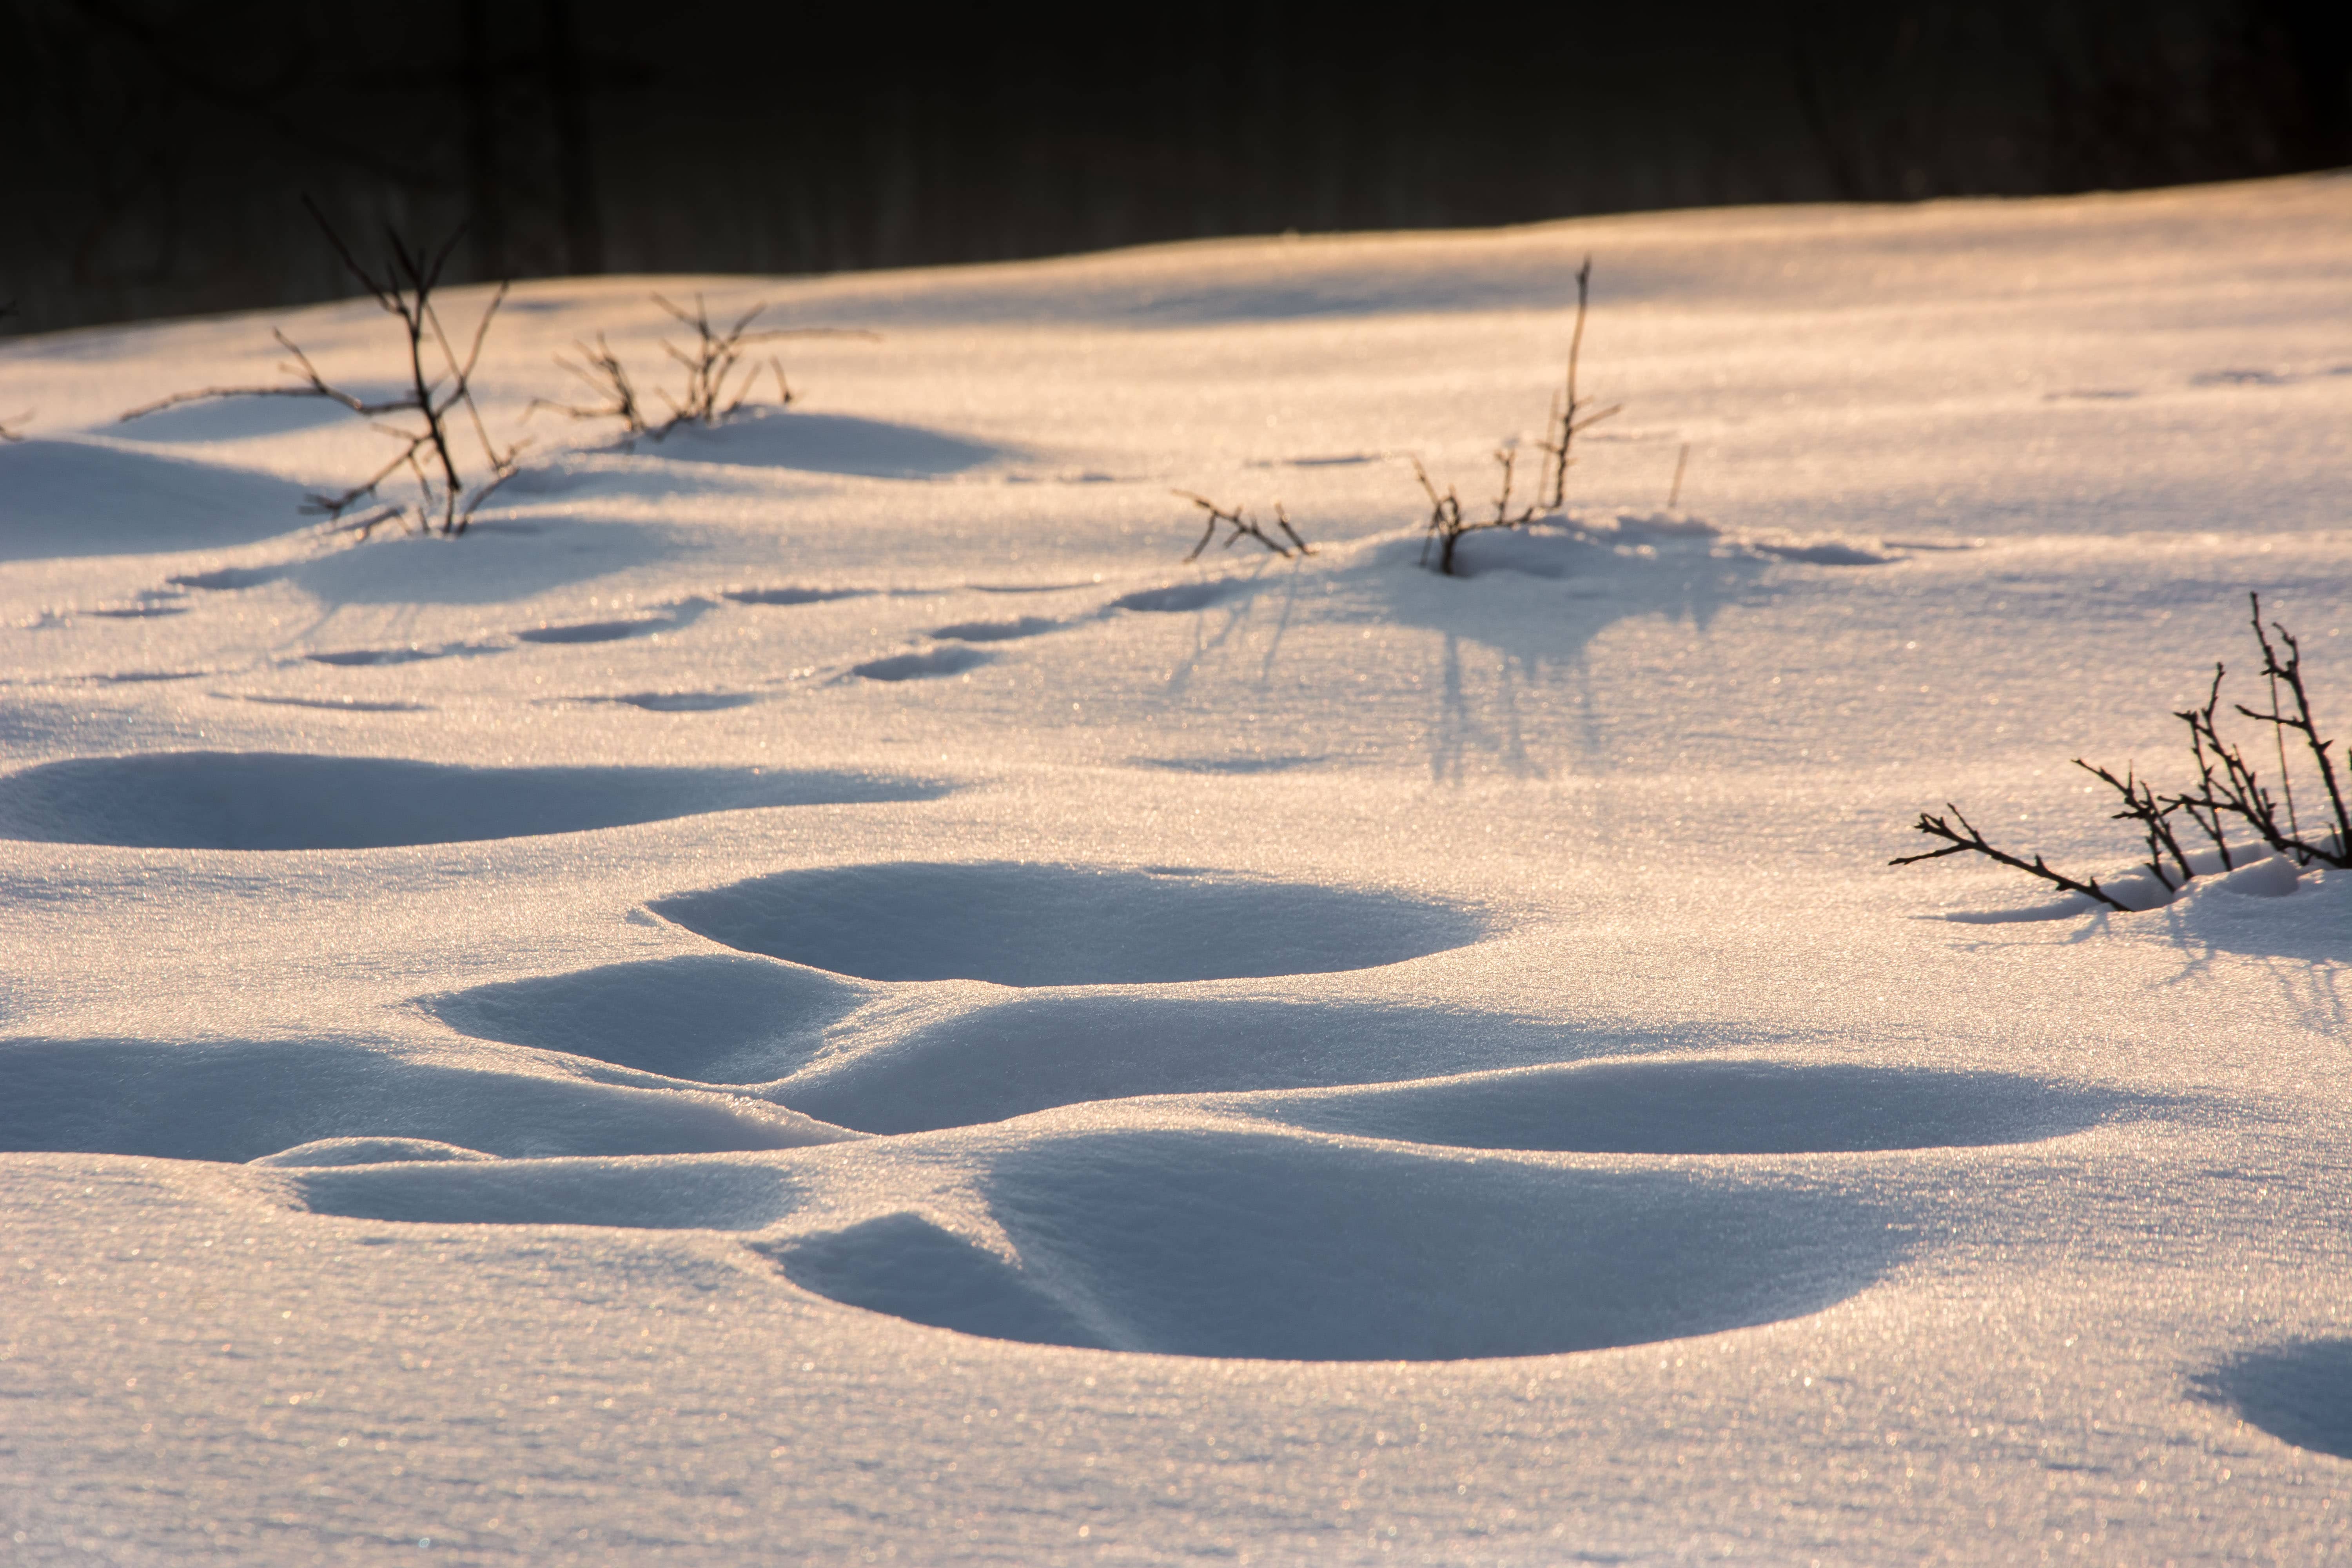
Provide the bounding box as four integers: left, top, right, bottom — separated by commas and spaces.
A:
2194, 1338, 2352, 1459
249, 1137, 499, 1168
2170, 862, 2346, 960
2206, 856, 2303, 898
651, 862, 1484, 985
285, 1154, 804, 1229
650, 409, 1004, 477
767, 1212, 1111, 1348
0, 1037, 855, 1162
764, 1128, 1905, 1360
1430, 514, 1897, 580
1430, 513, 1731, 579
422, 955, 869, 1084
0, 438, 308, 560
779, 996, 1553, 1133
1938, 853, 2342, 949
1234, 1060, 2136, 1153
0, 752, 947, 848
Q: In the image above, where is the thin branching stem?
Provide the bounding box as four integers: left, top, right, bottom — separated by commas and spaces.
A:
118, 200, 517, 537
2241, 592, 2351, 863
1415, 449, 1536, 575
1900, 592, 2348, 909
533, 298, 872, 440
1891, 803, 2132, 910
1539, 256, 1623, 510
1174, 491, 1313, 561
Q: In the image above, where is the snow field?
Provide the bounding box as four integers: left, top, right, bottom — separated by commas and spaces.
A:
0, 173, 2348, 1562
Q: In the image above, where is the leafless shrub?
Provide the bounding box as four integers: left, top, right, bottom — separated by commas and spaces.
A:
537, 332, 646, 434
120, 201, 517, 536
1414, 256, 1620, 575
1174, 491, 1312, 561
1414, 449, 1535, 575
651, 293, 794, 430
1894, 593, 2347, 909
531, 294, 875, 441
2176, 599, 2349, 869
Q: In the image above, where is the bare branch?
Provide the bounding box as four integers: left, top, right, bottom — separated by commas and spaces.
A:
2243, 592, 2351, 863
1173, 491, 1313, 562
1902, 593, 2348, 911
2076, 759, 2192, 890
532, 334, 646, 433
626, 294, 878, 437
1414, 447, 1538, 575
1890, 804, 2131, 911
125, 203, 519, 539
2161, 596, 2350, 869
1540, 256, 1617, 510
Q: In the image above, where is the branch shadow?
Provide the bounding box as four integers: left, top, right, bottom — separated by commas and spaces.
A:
1355, 533, 1775, 782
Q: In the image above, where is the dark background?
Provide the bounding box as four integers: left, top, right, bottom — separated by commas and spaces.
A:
2, 0, 2346, 335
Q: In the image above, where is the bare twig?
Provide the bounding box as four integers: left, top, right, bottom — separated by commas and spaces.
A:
1890, 804, 2132, 911
1537, 256, 1622, 510
1666, 441, 1690, 510
2169, 592, 2352, 868
1414, 257, 1622, 573
2077, 759, 2192, 891
531, 333, 645, 433
2169, 665, 2239, 873
652, 293, 773, 430
118, 202, 517, 537
1174, 491, 1313, 561
648, 293, 873, 437
534, 298, 870, 441
2242, 593, 2350, 864
1415, 448, 1537, 575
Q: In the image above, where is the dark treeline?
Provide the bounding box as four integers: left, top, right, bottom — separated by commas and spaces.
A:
2, 0, 2345, 334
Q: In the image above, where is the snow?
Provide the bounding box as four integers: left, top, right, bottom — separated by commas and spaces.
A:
2, 172, 2350, 1561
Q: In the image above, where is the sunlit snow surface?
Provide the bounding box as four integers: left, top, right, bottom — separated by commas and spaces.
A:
3, 176, 2350, 1563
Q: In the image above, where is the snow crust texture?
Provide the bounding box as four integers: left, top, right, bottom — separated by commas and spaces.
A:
2, 174, 2349, 1563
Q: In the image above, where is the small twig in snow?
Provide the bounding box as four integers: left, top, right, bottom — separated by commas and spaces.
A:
1174, 491, 1312, 561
